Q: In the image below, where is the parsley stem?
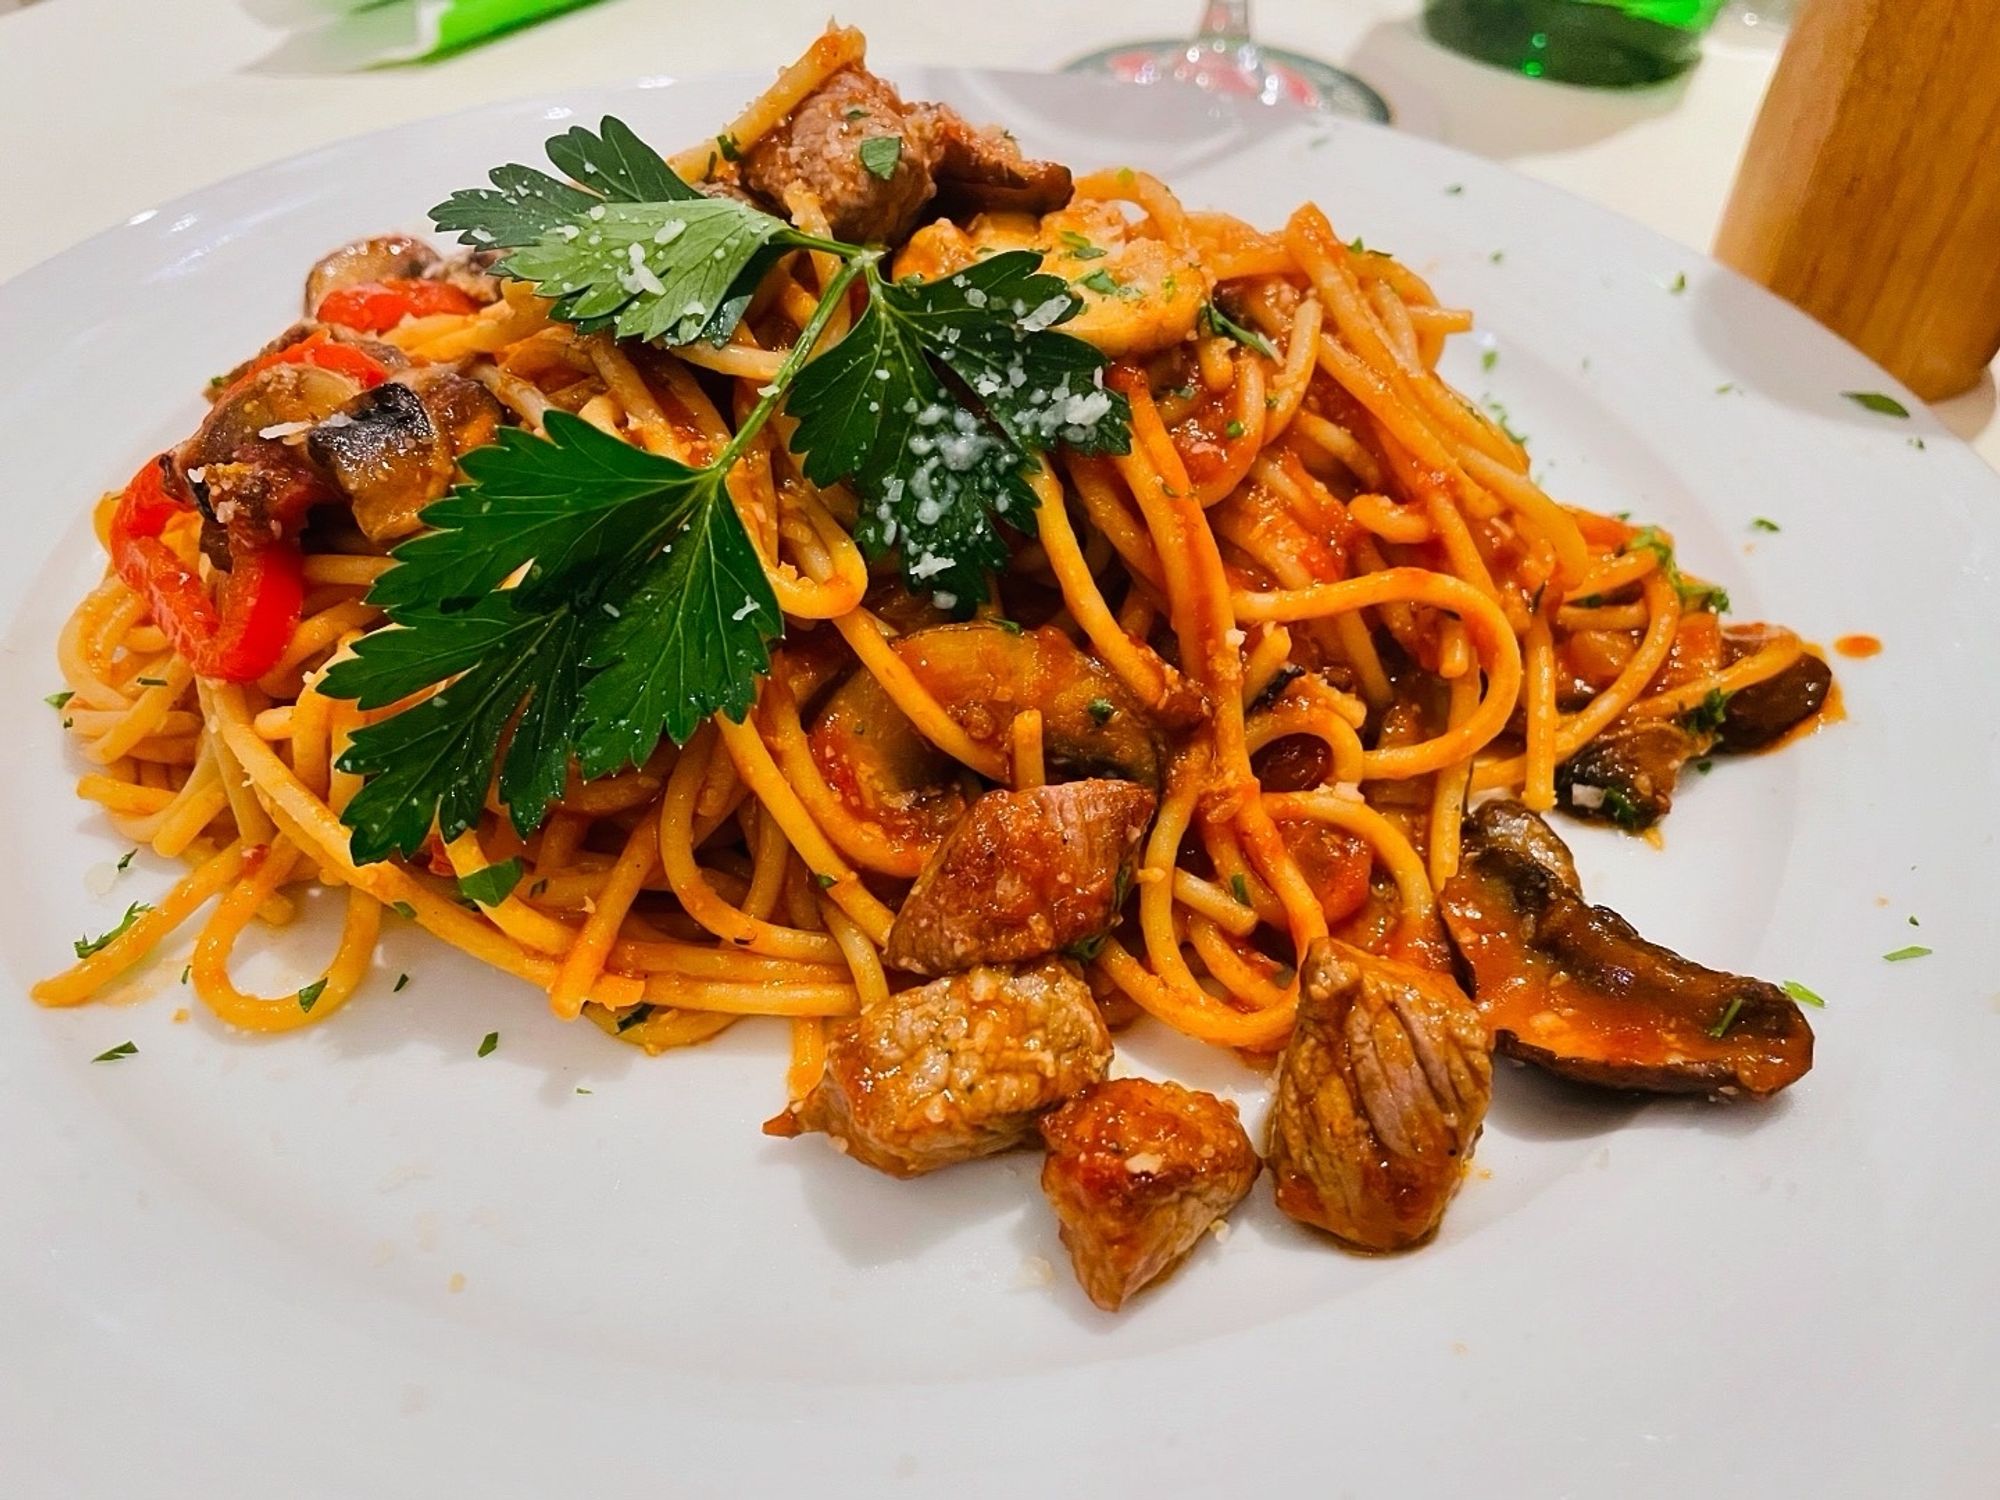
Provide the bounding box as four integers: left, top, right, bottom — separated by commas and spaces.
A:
780, 229, 869, 259
718, 252, 873, 468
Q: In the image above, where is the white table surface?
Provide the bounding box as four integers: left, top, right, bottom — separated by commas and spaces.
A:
1, 0, 1993, 466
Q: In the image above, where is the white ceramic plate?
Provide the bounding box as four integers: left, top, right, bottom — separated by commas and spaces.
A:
3, 69, 1997, 1498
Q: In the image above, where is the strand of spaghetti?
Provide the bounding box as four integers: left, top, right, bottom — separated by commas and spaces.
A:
735, 801, 788, 922
1240, 624, 1293, 706
669, 23, 864, 176
1262, 295, 1323, 442
198, 680, 278, 844
443, 830, 576, 956
1137, 751, 1220, 1001
1186, 916, 1293, 1012
1566, 548, 1656, 601
1075, 168, 1192, 252
1559, 601, 1652, 632
84, 657, 192, 765
1234, 567, 1524, 779
829, 609, 1009, 781
606, 1006, 739, 1055
1098, 937, 1292, 1050
1348, 491, 1434, 545
1065, 453, 1166, 588
1474, 572, 1680, 789
1244, 698, 1367, 783
1010, 709, 1046, 789
191, 841, 383, 1032
714, 713, 895, 943
65, 707, 201, 738
149, 752, 233, 858
760, 679, 930, 877
1172, 870, 1261, 939
582, 334, 690, 460
256, 601, 378, 692
788, 1019, 828, 1100
607, 937, 846, 981
1189, 357, 1267, 506
1628, 632, 1807, 718
1287, 408, 1386, 489
547, 812, 662, 1021
819, 897, 889, 1011
1458, 447, 1591, 590
202, 681, 641, 996
58, 578, 136, 710
31, 840, 250, 1006
1264, 789, 1435, 928
636, 974, 859, 1015
1427, 643, 1483, 888
1522, 615, 1558, 811
1028, 463, 1184, 714
656, 725, 845, 961
75, 773, 171, 816
1353, 382, 1501, 591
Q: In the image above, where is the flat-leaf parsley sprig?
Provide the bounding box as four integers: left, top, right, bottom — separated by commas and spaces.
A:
320, 118, 1130, 864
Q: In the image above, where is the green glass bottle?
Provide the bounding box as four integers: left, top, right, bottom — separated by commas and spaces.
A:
1422, 0, 1729, 86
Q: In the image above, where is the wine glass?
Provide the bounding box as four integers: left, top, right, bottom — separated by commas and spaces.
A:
1064, 0, 1391, 122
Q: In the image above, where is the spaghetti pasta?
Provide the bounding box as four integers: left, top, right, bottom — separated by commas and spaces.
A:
34, 34, 1829, 1108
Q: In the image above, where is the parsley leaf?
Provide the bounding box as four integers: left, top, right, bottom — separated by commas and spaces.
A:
323, 414, 780, 857
457, 858, 525, 907
74, 902, 150, 960
92, 1041, 138, 1063
432, 116, 806, 348
1842, 390, 1910, 418
787, 253, 1128, 605
857, 135, 902, 181
1683, 688, 1730, 736
1198, 301, 1277, 359
1623, 526, 1729, 613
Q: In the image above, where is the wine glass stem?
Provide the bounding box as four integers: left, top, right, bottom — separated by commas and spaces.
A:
1197, 0, 1253, 43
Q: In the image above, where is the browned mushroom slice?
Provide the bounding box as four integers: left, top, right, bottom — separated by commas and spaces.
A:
1438, 799, 1813, 1098
306, 368, 502, 543
1712, 626, 1833, 753
304, 234, 438, 316
1267, 940, 1492, 1252
767, 957, 1111, 1178
1554, 716, 1703, 831
893, 621, 1168, 789
885, 779, 1154, 975
1039, 1078, 1258, 1310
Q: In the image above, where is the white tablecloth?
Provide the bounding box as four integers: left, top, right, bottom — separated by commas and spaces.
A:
2, 0, 1991, 465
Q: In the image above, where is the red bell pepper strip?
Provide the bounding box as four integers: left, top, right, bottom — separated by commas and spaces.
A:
315, 278, 478, 335
106, 456, 304, 683
233, 328, 390, 393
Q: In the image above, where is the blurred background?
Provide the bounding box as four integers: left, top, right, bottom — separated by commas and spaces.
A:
0, 0, 1991, 450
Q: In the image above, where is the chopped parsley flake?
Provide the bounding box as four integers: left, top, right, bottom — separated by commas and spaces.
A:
297, 978, 328, 1013
1199, 301, 1277, 359
390, 900, 417, 920
1075, 268, 1127, 298
116, 848, 136, 872
1706, 996, 1745, 1038
393, 973, 411, 992
92, 1041, 138, 1063
1057, 230, 1106, 260
857, 135, 902, 180
1667, 272, 1687, 294
44, 690, 74, 710
1781, 979, 1826, 1007
1224, 419, 1246, 440
1481, 348, 1497, 372
1750, 517, 1780, 533
1086, 697, 1115, 725
477, 1031, 499, 1057
1843, 390, 1910, 418
813, 872, 837, 889
1882, 945, 1931, 962
74, 902, 150, 959
1229, 873, 1251, 906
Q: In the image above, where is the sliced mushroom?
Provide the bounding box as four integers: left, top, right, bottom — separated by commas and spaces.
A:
907, 102, 1073, 220
809, 665, 972, 861
304, 234, 438, 316
1713, 627, 1832, 753
306, 368, 502, 544
1438, 799, 1813, 1098
893, 622, 1165, 789
180, 362, 362, 563
1554, 716, 1703, 831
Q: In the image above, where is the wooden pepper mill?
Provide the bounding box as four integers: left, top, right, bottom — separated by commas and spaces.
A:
1714, 0, 2000, 402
